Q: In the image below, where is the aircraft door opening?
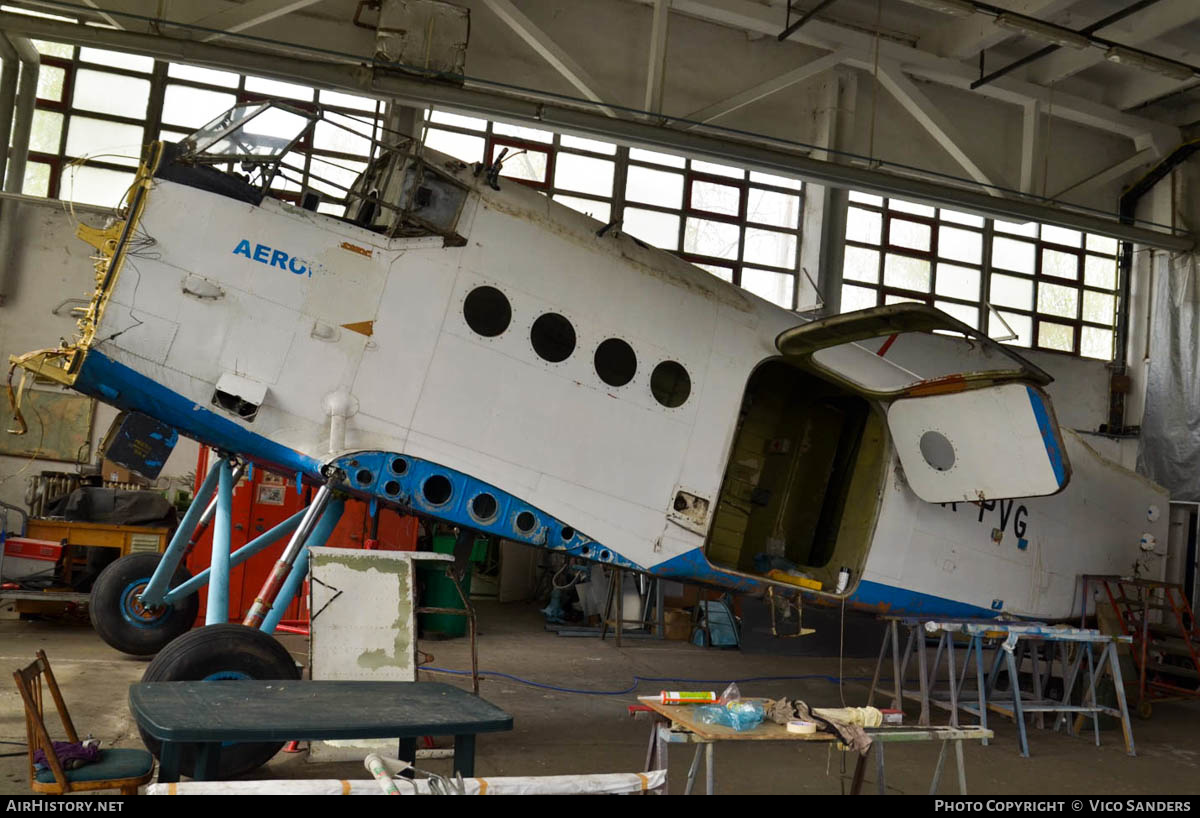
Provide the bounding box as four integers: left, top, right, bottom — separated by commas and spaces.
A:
704, 360, 887, 594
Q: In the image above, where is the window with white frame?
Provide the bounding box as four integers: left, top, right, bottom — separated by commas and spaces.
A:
16, 35, 806, 310
841, 191, 1120, 361
22, 37, 385, 213
424, 111, 805, 310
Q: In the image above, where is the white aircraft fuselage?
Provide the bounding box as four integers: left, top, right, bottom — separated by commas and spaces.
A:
12, 129, 1167, 622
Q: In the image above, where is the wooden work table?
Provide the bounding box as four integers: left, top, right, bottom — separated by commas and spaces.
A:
636, 696, 991, 795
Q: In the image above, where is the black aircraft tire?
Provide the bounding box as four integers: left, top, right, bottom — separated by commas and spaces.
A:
139, 624, 301, 779
89, 552, 199, 656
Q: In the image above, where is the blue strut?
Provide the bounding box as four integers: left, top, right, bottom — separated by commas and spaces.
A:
139, 456, 224, 607
205, 458, 234, 625
161, 508, 307, 605
260, 497, 344, 634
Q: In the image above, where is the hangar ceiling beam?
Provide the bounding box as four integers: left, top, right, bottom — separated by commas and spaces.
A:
918, 0, 1076, 59
1050, 148, 1159, 200
680, 50, 844, 126
78, 0, 123, 30
480, 0, 619, 118
0, 9, 1189, 251
632, 0, 1179, 149
1020, 100, 1041, 195
644, 0, 670, 113
1029, 0, 1198, 85
185, 0, 327, 43
867, 58, 1000, 193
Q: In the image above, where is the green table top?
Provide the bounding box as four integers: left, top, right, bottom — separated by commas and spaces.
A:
129, 681, 513, 742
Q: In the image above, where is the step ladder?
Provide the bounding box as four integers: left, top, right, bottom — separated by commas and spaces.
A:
1084, 575, 1200, 716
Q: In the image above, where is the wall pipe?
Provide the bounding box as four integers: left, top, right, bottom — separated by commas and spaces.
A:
0, 37, 19, 186
1109, 140, 1200, 432
4, 34, 37, 194
0, 34, 35, 307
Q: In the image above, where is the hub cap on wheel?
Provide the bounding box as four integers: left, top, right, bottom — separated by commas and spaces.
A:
119, 580, 168, 628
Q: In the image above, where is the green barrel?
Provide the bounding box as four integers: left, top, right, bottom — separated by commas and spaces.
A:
417, 534, 487, 638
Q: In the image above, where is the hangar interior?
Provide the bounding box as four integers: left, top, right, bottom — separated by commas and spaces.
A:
0, 0, 1198, 798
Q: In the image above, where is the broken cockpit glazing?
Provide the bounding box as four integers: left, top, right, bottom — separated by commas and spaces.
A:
175, 100, 472, 244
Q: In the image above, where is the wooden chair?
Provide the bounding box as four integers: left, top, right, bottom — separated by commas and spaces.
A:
13, 650, 154, 795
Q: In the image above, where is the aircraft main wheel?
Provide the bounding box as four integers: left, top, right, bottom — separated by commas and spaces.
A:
139, 624, 300, 780
89, 552, 199, 656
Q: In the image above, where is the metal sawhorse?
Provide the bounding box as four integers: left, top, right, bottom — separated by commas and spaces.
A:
869, 617, 1136, 758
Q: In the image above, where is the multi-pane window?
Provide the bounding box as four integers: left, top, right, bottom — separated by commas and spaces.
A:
424, 111, 804, 309
20, 38, 384, 213
841, 192, 1120, 360
24, 41, 153, 205
15, 34, 807, 311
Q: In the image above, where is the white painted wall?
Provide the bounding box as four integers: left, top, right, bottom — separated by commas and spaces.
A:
0, 194, 199, 517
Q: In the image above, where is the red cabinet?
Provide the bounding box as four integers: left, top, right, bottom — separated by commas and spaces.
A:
186, 450, 417, 624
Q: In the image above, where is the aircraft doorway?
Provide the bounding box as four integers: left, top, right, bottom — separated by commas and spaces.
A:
704, 360, 887, 595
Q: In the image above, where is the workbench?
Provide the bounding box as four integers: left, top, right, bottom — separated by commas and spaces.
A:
130, 680, 513, 782
637, 696, 991, 795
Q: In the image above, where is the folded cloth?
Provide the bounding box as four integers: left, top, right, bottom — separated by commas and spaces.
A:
33, 741, 100, 771
767, 698, 873, 755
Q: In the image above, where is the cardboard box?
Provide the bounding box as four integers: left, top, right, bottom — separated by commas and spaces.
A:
664, 608, 691, 641
100, 459, 147, 485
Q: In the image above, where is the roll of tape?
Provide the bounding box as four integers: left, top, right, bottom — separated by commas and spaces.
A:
786, 720, 817, 735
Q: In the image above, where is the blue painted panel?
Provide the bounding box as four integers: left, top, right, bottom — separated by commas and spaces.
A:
327, 451, 645, 571
851, 579, 996, 618
651, 548, 999, 618
1026, 385, 1067, 488
75, 351, 321, 479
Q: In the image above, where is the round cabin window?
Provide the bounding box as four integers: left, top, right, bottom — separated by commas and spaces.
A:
594, 338, 637, 387
463, 286, 511, 337
530, 313, 576, 363
650, 361, 691, 407
919, 431, 956, 472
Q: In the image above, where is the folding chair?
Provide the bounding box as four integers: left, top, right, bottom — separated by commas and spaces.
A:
13, 650, 154, 795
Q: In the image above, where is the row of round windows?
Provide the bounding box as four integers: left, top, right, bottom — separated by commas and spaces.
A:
462, 285, 692, 408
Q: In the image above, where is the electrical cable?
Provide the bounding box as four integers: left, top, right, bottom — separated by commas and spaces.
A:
420, 666, 871, 697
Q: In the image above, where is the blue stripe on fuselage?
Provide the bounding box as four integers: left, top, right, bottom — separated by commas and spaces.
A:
74, 350, 321, 480
651, 547, 999, 618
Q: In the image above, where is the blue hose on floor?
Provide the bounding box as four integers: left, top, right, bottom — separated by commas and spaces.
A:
420, 666, 873, 696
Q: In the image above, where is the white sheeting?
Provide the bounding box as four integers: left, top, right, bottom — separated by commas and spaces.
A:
1138, 252, 1200, 500
145, 770, 667, 795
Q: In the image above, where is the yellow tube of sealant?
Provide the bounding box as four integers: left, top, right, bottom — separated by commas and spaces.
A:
660, 691, 717, 704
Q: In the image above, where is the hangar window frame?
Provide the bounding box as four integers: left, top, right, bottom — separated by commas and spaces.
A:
841, 192, 1120, 361
22, 37, 386, 214
421, 110, 805, 311
20, 39, 804, 308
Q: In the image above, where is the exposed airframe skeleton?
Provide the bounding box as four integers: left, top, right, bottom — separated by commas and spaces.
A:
8, 101, 1167, 642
